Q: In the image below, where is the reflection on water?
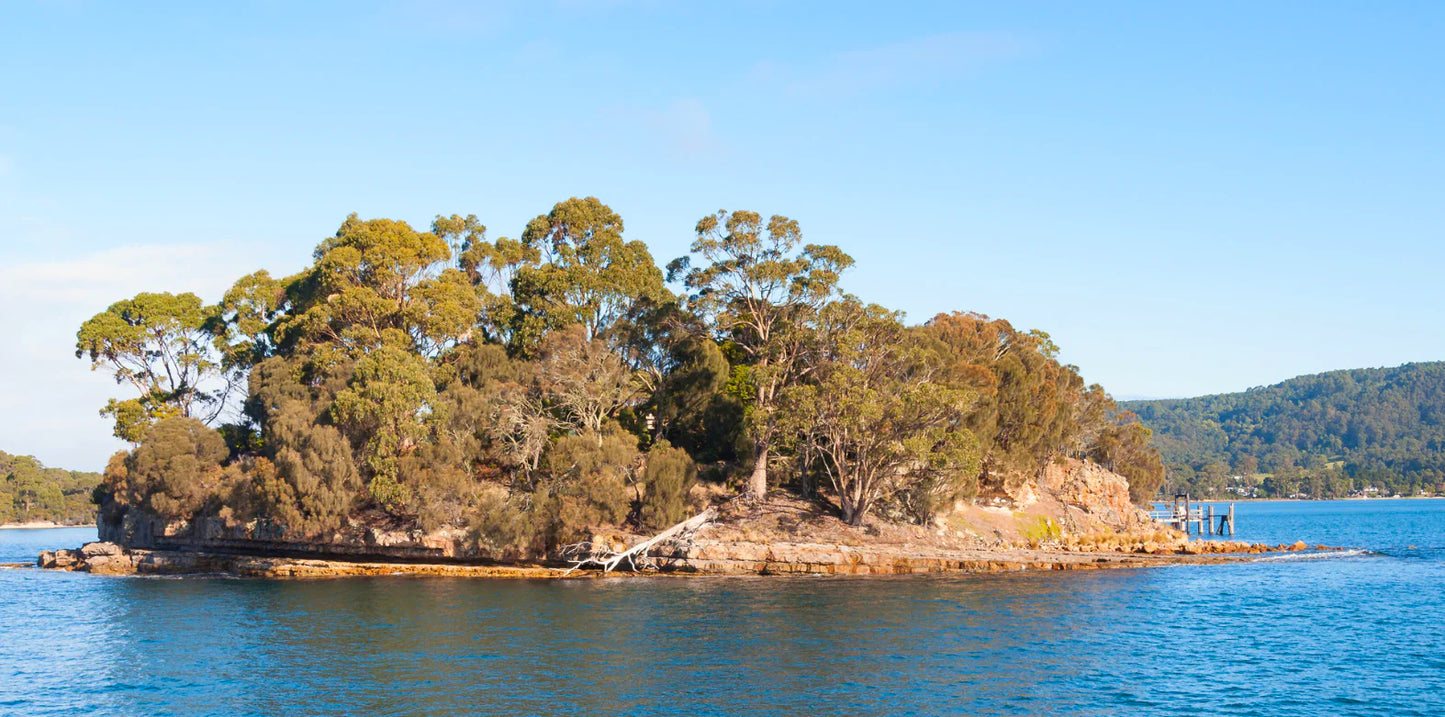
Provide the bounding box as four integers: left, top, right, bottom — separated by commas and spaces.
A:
2, 501, 1444, 716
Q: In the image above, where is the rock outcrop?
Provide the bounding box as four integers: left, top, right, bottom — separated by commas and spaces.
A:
34, 458, 1320, 579
32, 537, 1327, 579
1041, 459, 1150, 532
99, 510, 503, 564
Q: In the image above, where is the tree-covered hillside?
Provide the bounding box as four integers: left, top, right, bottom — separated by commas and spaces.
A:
0, 452, 100, 525
77, 199, 1165, 554
1124, 362, 1445, 499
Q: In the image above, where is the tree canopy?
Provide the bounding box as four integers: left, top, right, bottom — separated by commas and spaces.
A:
80, 198, 1166, 554
668, 209, 853, 499
76, 291, 233, 441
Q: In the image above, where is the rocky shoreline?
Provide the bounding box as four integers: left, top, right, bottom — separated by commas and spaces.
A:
27, 536, 1331, 579
16, 459, 1336, 579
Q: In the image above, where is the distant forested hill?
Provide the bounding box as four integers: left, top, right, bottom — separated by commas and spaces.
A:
0, 452, 99, 525
1123, 362, 1445, 499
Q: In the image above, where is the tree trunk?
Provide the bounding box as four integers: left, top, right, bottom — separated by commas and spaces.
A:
842, 495, 865, 526
748, 444, 769, 500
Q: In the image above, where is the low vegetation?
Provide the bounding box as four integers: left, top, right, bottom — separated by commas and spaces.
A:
78, 198, 1165, 554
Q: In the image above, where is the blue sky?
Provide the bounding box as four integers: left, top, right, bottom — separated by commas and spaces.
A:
3, 1, 1444, 470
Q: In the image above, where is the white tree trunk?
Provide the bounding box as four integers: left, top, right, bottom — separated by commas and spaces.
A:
749, 444, 769, 500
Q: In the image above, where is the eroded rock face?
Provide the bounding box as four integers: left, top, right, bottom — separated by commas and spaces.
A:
99, 510, 500, 564
1042, 459, 1149, 531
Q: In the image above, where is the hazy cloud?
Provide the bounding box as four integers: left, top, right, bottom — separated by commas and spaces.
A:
0, 244, 247, 471
753, 31, 1029, 99
0, 244, 235, 305
649, 98, 719, 157
371, 0, 513, 36
602, 97, 723, 162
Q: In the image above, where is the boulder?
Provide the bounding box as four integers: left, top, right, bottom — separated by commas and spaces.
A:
80, 542, 123, 558
85, 553, 136, 575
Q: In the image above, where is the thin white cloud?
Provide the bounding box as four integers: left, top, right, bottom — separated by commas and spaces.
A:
375, 0, 513, 35
650, 98, 719, 157
601, 97, 724, 162
754, 31, 1029, 99
0, 244, 248, 472
0, 244, 236, 306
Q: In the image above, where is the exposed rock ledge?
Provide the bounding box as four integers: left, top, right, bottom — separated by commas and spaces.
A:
33, 537, 1324, 579
28, 459, 1328, 578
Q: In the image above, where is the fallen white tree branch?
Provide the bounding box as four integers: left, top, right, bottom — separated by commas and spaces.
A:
562, 507, 717, 575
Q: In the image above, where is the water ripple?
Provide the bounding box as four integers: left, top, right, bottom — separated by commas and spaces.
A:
2, 501, 1444, 715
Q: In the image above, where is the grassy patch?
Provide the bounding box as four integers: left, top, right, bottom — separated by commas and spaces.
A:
1017, 514, 1061, 547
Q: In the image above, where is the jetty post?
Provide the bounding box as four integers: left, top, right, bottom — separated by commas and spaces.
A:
1149, 495, 1237, 537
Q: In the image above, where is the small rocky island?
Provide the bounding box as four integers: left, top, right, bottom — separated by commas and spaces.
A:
43, 202, 1318, 580
37, 458, 1313, 578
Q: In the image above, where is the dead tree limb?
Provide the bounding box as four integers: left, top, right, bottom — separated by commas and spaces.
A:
562, 507, 717, 575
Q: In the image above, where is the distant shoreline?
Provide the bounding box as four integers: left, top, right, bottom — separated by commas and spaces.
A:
1155, 496, 1445, 504
0, 521, 88, 530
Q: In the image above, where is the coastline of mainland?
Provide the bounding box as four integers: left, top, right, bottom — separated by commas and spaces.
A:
1, 521, 87, 530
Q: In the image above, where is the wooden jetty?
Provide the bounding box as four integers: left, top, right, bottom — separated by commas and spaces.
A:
1148, 494, 1235, 536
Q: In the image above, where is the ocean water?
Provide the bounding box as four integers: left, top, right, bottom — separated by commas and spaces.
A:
2, 500, 1442, 716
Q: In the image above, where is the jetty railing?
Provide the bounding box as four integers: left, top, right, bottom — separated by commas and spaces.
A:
1148, 500, 1235, 536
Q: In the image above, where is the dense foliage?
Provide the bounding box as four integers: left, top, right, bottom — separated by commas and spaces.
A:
0, 451, 100, 525
1124, 362, 1445, 498
80, 199, 1164, 552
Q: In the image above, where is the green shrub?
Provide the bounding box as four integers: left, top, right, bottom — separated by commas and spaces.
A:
121, 417, 229, 520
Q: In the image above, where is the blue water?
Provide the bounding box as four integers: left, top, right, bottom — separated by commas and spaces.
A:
2, 500, 1443, 716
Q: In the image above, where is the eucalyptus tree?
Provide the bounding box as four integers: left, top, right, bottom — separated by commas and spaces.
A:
511, 197, 665, 351
433, 213, 540, 346
5, 455, 50, 520
538, 325, 641, 442
919, 312, 1093, 492
275, 214, 479, 361
210, 270, 289, 372
780, 300, 979, 525
669, 210, 853, 500
76, 291, 233, 441
1088, 411, 1166, 504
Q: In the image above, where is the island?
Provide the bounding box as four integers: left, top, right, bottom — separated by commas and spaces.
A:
38, 200, 1316, 578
